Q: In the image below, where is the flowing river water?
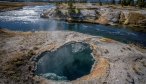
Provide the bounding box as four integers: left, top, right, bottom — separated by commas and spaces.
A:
0, 4, 146, 47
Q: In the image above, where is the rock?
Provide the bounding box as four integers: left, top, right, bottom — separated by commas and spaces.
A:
95, 16, 109, 25
100, 9, 121, 23
119, 11, 126, 24
95, 7, 121, 25
68, 9, 100, 21
40, 8, 56, 18
124, 12, 146, 25
62, 9, 98, 22
93, 8, 146, 28
138, 19, 146, 27
56, 5, 146, 31
59, 9, 68, 17
98, 7, 113, 15
80, 9, 96, 17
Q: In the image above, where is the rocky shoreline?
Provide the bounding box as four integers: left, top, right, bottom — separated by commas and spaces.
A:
41, 3, 146, 32
0, 29, 146, 84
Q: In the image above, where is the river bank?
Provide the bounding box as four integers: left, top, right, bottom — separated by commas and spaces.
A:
1, 2, 146, 32
0, 29, 146, 84
0, 4, 146, 47
47, 3, 146, 32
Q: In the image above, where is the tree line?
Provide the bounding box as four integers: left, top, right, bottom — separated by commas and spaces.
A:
8, 0, 146, 8
99, 0, 146, 8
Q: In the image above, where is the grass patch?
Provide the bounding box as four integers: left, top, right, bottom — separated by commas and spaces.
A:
0, 2, 48, 11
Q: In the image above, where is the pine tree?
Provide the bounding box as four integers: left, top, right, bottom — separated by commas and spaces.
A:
99, 0, 102, 6
111, 0, 115, 4
130, 0, 135, 6
106, 0, 109, 4
118, 0, 122, 4
121, 0, 127, 6
127, 0, 131, 5
137, 0, 145, 8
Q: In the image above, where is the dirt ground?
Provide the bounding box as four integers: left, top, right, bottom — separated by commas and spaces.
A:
0, 29, 146, 84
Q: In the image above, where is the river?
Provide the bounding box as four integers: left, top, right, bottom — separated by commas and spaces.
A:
0, 4, 146, 47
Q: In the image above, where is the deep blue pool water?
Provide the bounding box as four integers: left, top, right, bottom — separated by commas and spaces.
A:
0, 4, 146, 47
35, 42, 94, 81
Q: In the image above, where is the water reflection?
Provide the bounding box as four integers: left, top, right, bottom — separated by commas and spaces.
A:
0, 5, 146, 47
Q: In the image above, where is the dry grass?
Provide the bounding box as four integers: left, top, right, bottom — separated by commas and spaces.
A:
0, 2, 48, 11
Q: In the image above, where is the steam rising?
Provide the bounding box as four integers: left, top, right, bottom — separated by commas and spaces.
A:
35, 42, 95, 81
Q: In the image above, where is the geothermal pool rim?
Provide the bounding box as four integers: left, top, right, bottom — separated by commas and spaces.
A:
33, 42, 97, 81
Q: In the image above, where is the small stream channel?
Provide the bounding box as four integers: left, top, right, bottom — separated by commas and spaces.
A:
0, 4, 146, 46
